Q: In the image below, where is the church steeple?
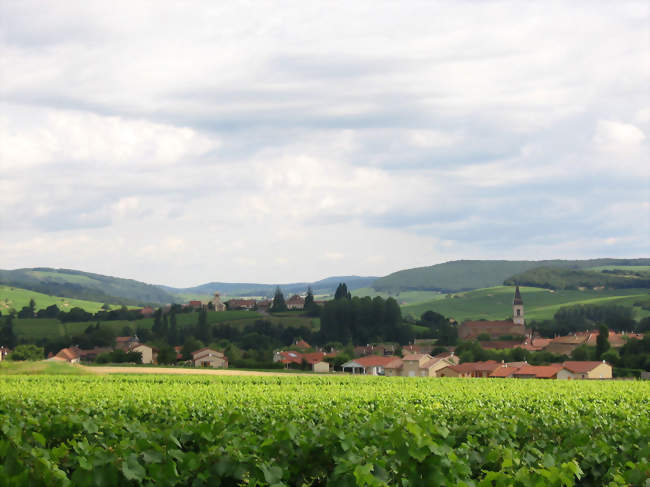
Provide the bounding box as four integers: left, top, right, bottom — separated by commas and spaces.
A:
512, 286, 524, 324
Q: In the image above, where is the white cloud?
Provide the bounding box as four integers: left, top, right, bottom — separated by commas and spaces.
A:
593, 120, 646, 151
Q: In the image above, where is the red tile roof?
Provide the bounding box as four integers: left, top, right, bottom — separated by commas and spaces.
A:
294, 339, 311, 350
562, 361, 606, 373
489, 366, 516, 377
447, 360, 500, 374
402, 353, 428, 361
355, 355, 400, 367
513, 364, 564, 379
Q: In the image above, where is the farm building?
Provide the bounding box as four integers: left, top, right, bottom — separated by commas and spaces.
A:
55, 347, 81, 364
192, 348, 228, 368
385, 353, 460, 377
132, 344, 157, 364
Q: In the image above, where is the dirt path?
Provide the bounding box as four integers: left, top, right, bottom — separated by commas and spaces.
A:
85, 366, 302, 376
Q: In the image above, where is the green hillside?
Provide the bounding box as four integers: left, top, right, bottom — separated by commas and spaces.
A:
0, 285, 109, 314
0, 268, 177, 306
373, 258, 650, 293
351, 288, 444, 305
504, 267, 650, 290
401, 286, 650, 323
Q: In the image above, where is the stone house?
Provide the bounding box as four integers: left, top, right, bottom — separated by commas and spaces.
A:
192, 348, 228, 368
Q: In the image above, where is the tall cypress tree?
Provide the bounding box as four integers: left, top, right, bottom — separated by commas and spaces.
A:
271, 287, 287, 312
334, 283, 351, 300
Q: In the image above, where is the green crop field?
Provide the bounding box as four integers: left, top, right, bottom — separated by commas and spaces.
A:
401, 286, 650, 322
0, 375, 647, 485
0, 286, 109, 314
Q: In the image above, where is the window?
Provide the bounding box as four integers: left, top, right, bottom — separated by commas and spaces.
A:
516, 309, 521, 316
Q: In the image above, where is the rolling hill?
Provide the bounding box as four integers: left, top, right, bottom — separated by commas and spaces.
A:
0, 285, 109, 314
504, 266, 650, 290
0, 268, 177, 306
401, 286, 650, 323
372, 259, 650, 293
161, 275, 378, 298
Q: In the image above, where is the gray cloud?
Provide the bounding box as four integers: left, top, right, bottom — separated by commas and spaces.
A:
0, 0, 648, 285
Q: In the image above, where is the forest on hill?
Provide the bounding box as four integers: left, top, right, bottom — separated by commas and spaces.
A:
0, 268, 176, 306
504, 266, 650, 290
372, 259, 650, 293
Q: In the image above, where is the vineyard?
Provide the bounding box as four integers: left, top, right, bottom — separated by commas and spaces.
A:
0, 375, 648, 486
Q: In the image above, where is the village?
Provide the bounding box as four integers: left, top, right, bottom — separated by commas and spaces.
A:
12, 286, 643, 380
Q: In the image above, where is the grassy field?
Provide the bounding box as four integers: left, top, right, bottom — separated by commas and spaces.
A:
0, 285, 110, 314
352, 287, 444, 305
0, 361, 92, 375
13, 310, 320, 339
401, 286, 650, 322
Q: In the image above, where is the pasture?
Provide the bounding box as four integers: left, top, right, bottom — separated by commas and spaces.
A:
0, 285, 108, 314
401, 286, 650, 322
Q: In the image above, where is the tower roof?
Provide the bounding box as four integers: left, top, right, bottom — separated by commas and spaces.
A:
513, 286, 523, 305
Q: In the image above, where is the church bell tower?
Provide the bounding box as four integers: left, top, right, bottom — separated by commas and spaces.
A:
513, 286, 524, 325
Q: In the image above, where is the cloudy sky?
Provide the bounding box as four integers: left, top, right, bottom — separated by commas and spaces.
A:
1, 1, 648, 287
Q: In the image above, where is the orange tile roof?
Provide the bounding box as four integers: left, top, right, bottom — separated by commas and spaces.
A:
402, 353, 428, 361
562, 361, 606, 373
490, 366, 517, 377
355, 355, 400, 367
513, 364, 564, 378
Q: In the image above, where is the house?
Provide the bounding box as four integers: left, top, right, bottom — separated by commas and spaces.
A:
211, 292, 226, 311
341, 355, 398, 375
226, 299, 257, 310
140, 306, 154, 318
438, 360, 500, 378
132, 344, 157, 364
512, 364, 565, 379
293, 339, 311, 351
77, 347, 112, 362
286, 295, 305, 310
560, 361, 612, 379
398, 353, 459, 377
354, 343, 397, 357
459, 287, 527, 340
115, 335, 140, 351
192, 348, 228, 368
55, 347, 81, 364
188, 300, 203, 310
256, 299, 272, 312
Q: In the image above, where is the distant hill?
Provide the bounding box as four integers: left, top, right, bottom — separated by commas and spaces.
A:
372, 259, 650, 293
504, 266, 650, 290
161, 276, 378, 298
0, 268, 177, 306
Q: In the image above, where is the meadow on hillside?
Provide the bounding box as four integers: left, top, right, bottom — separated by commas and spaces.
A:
0, 285, 109, 314
402, 286, 650, 322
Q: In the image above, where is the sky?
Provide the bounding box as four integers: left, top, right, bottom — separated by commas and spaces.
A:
1, 1, 649, 287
